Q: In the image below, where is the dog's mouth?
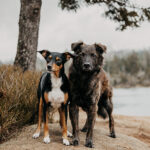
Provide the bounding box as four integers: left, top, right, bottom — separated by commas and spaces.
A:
47, 67, 60, 72
81, 62, 93, 72
82, 66, 93, 72
47, 69, 60, 72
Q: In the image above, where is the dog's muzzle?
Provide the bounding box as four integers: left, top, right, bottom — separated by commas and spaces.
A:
47, 65, 52, 71
82, 62, 92, 71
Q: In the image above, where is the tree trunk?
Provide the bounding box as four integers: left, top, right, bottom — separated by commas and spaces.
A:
14, 0, 42, 71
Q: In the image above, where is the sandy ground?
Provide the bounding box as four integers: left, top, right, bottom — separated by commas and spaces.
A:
0, 110, 150, 150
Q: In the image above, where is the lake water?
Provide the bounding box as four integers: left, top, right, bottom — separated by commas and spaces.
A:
113, 87, 150, 116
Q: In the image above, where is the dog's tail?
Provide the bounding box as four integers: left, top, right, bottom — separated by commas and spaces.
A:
97, 99, 108, 119
97, 105, 108, 119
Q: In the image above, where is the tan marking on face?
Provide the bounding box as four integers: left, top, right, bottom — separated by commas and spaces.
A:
52, 63, 60, 71
52, 64, 63, 77
58, 108, 68, 139
64, 93, 68, 104
44, 92, 49, 103
49, 55, 52, 59
56, 57, 60, 61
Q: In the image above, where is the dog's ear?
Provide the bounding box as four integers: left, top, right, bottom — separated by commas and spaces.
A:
71, 41, 83, 53
63, 52, 77, 62
38, 50, 51, 59
95, 43, 107, 54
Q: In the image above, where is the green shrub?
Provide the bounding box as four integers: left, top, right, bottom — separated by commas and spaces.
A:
0, 65, 41, 143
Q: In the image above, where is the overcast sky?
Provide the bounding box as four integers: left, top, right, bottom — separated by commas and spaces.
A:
0, 0, 150, 62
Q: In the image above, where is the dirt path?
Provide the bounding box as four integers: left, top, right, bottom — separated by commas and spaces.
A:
0, 110, 150, 150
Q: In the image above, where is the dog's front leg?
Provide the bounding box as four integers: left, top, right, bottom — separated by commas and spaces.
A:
59, 106, 70, 146
85, 104, 97, 148
69, 103, 79, 146
81, 111, 88, 132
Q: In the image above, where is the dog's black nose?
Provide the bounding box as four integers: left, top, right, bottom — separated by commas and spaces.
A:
47, 65, 52, 70
83, 63, 90, 69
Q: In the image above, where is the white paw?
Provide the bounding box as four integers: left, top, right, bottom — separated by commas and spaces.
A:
43, 136, 50, 144
67, 131, 72, 137
63, 138, 70, 146
32, 132, 40, 139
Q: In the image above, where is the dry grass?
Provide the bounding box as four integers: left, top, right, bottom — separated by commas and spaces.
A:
0, 65, 41, 143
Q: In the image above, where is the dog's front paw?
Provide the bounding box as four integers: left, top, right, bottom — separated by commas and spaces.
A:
110, 132, 116, 138
85, 139, 94, 148
43, 136, 51, 144
71, 138, 79, 146
67, 131, 73, 137
32, 132, 40, 139
63, 138, 70, 146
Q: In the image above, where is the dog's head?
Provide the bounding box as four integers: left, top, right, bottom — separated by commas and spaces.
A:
38, 50, 75, 72
71, 41, 106, 73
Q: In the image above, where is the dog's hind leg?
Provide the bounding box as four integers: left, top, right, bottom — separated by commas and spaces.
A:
65, 104, 68, 125
107, 96, 116, 138
65, 104, 72, 137
43, 103, 50, 143
33, 98, 43, 139
43, 92, 50, 143
101, 91, 116, 138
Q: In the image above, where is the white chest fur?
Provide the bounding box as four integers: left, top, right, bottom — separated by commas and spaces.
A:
48, 73, 64, 108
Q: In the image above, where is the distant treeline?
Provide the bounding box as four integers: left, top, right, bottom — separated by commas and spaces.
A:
35, 50, 150, 87
104, 50, 150, 87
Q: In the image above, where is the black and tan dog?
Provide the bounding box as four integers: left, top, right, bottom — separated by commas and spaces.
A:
69, 41, 116, 148
33, 50, 73, 145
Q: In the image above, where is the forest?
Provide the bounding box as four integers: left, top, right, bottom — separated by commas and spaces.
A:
104, 49, 150, 87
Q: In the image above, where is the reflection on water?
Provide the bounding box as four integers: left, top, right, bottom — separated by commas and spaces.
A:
113, 87, 150, 116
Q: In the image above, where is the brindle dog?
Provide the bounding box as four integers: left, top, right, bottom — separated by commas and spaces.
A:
69, 41, 116, 148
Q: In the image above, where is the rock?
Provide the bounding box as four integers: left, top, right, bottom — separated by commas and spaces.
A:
0, 112, 150, 150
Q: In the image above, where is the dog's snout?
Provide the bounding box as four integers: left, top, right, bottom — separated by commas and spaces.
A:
47, 65, 52, 70
83, 63, 90, 69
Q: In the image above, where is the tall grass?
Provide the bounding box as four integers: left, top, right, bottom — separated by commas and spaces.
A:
0, 65, 41, 143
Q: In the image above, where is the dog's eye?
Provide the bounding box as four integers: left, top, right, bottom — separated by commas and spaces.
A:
91, 53, 96, 57
56, 60, 62, 66
81, 53, 85, 56
57, 60, 61, 63
56, 58, 62, 64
